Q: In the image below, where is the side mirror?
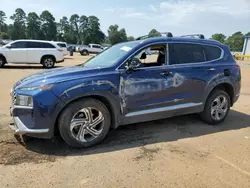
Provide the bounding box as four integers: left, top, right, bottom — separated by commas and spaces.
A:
125, 58, 140, 72
6, 45, 12, 49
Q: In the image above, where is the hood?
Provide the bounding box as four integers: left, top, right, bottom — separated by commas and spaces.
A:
14, 66, 100, 90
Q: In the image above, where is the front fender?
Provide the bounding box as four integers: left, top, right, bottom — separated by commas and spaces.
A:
50, 76, 121, 129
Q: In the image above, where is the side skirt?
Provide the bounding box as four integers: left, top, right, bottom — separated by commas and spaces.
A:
119, 102, 203, 126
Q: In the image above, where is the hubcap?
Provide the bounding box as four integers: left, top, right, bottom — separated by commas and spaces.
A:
211, 95, 228, 121
44, 59, 53, 67
70, 107, 104, 143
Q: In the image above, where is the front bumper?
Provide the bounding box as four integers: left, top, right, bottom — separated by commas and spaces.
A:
9, 105, 49, 135
9, 116, 49, 135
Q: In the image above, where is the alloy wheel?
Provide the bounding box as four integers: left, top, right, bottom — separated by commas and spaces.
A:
44, 58, 54, 68
70, 107, 104, 142
210, 95, 228, 121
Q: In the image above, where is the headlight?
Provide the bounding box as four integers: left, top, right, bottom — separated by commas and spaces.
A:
15, 95, 33, 107
19, 84, 54, 91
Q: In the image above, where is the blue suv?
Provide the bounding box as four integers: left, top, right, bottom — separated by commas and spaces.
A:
10, 33, 241, 148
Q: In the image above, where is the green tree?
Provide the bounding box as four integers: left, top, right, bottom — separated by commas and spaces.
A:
10, 8, 26, 39
0, 10, 7, 32
127, 36, 135, 41
225, 31, 244, 52
211, 33, 226, 43
148, 29, 161, 38
58, 16, 73, 42
40, 10, 57, 40
84, 16, 104, 44
79, 15, 88, 43
27, 12, 41, 39
70, 14, 80, 43
108, 24, 127, 45
0, 10, 9, 39
245, 32, 250, 36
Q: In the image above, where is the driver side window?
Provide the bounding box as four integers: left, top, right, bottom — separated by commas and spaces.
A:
131, 44, 167, 68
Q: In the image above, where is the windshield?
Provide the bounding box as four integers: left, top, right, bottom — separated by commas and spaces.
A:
82, 41, 139, 68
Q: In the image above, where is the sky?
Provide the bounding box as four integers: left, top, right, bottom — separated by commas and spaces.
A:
1, 0, 250, 38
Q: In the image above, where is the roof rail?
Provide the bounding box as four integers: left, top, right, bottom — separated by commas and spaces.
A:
180, 34, 205, 39
136, 32, 173, 40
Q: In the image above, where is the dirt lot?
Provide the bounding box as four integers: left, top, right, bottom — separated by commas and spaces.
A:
0, 54, 250, 188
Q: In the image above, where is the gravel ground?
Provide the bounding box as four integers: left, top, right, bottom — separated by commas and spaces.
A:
0, 54, 249, 188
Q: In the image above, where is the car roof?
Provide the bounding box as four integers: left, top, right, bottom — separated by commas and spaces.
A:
13, 39, 56, 43
136, 36, 224, 47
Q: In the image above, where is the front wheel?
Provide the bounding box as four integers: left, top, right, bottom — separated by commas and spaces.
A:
58, 99, 111, 148
42, 56, 55, 68
200, 90, 230, 125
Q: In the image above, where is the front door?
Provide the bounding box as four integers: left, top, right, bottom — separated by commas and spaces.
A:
119, 43, 181, 120
5, 41, 27, 63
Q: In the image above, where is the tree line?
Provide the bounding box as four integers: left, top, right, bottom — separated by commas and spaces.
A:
0, 9, 249, 51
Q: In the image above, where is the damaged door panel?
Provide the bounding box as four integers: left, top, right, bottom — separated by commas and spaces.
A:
119, 66, 186, 116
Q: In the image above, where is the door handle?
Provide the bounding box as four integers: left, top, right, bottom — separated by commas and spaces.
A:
160, 71, 173, 76
207, 68, 216, 71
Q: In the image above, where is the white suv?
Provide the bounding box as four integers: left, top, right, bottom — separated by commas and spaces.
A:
0, 40, 64, 68
52, 41, 68, 56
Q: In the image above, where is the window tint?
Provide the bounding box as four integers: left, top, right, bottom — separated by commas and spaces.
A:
11, 41, 27, 48
41, 42, 56, 48
92, 45, 101, 48
57, 43, 66, 48
169, 43, 205, 65
203, 45, 222, 61
27, 42, 42, 48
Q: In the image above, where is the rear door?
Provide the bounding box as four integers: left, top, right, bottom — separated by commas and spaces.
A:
5, 41, 27, 63
27, 41, 42, 63
168, 43, 221, 107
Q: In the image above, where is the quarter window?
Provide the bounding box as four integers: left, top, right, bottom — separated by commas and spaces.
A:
41, 43, 56, 48
169, 43, 205, 65
203, 45, 222, 61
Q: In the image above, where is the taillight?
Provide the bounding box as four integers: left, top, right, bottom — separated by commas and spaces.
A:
57, 49, 63, 52
233, 64, 240, 69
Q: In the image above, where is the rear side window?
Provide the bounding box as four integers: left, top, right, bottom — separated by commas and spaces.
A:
203, 45, 222, 61
169, 43, 205, 65
41, 43, 56, 48
27, 42, 42, 48
10, 41, 27, 48
92, 45, 100, 48
57, 43, 66, 48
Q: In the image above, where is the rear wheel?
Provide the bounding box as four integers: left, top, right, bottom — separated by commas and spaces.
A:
42, 56, 55, 68
201, 90, 230, 125
81, 50, 89, 56
0, 56, 6, 67
58, 99, 111, 148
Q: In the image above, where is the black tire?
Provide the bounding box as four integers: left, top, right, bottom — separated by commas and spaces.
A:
81, 50, 89, 56
42, 56, 55, 68
58, 98, 111, 148
200, 90, 231, 125
0, 56, 6, 67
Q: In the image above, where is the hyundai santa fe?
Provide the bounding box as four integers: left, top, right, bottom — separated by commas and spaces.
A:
9, 33, 241, 148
